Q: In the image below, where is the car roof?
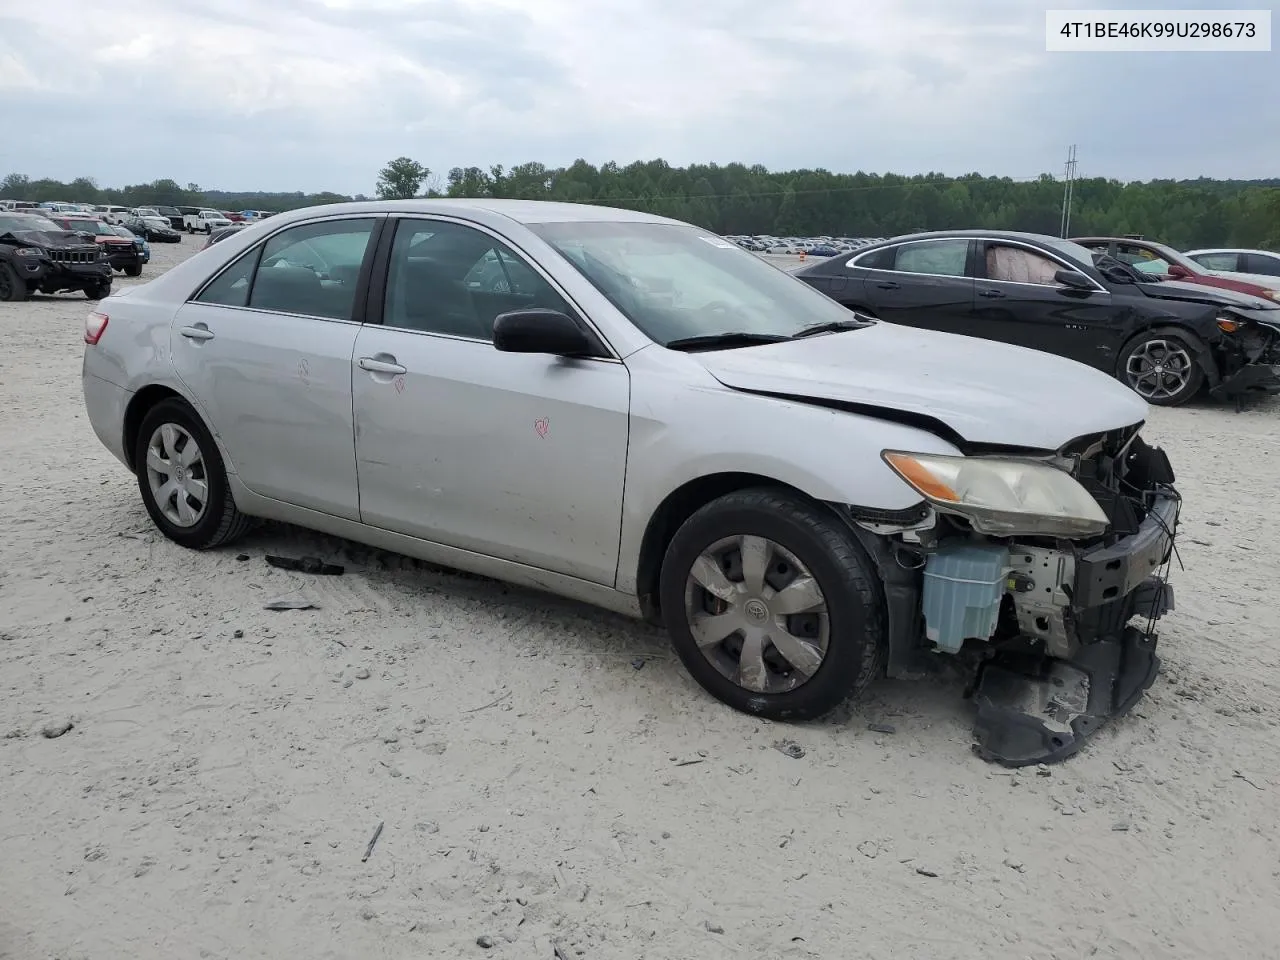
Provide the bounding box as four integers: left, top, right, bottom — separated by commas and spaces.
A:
256, 198, 684, 228
855, 228, 1073, 246
1185, 247, 1278, 256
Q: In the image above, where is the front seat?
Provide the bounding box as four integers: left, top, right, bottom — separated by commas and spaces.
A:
397, 258, 485, 338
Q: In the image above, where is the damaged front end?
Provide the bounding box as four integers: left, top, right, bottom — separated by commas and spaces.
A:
844, 426, 1180, 767
1206, 313, 1280, 408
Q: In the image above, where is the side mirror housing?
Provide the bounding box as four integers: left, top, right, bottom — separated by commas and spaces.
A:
1054, 268, 1094, 291
492, 308, 603, 357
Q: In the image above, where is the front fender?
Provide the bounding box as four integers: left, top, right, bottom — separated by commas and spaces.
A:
615, 366, 961, 595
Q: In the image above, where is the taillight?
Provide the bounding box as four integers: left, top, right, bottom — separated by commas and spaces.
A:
85, 312, 109, 345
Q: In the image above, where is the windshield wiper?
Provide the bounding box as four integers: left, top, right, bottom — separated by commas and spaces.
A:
789, 318, 872, 340
664, 332, 790, 352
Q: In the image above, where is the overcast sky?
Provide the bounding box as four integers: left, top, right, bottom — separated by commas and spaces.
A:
0, 0, 1274, 195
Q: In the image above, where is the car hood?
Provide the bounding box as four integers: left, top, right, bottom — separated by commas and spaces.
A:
693, 322, 1148, 451
1, 229, 100, 250
1137, 278, 1280, 311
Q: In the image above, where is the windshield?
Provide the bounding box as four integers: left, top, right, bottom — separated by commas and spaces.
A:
0, 214, 61, 232
527, 221, 865, 345
63, 219, 113, 235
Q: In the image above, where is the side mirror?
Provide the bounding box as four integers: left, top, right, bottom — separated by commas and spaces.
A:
1166, 263, 1191, 278
1054, 268, 1094, 291
492, 308, 602, 357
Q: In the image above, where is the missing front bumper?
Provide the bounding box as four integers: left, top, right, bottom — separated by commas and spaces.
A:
969, 490, 1179, 766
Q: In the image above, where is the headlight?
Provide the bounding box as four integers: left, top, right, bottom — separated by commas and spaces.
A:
14, 247, 42, 257
882, 451, 1110, 537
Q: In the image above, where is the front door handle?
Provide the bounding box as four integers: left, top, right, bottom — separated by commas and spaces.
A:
179, 324, 215, 341
875, 281, 900, 290
978, 288, 1006, 299
358, 356, 407, 375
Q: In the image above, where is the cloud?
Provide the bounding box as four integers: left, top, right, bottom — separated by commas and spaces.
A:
0, 0, 1273, 194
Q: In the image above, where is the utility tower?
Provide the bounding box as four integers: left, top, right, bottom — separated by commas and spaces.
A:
1059, 144, 1078, 238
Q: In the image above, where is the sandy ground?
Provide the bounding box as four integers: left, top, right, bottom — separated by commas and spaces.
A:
2, 238, 1279, 960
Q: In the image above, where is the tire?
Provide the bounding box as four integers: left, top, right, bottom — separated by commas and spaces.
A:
1118, 331, 1205, 406
134, 398, 252, 550
658, 487, 885, 721
124, 264, 142, 277
84, 281, 111, 301
0, 263, 29, 302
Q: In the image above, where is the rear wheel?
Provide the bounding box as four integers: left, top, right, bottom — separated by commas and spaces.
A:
84, 281, 111, 300
658, 487, 885, 721
124, 264, 142, 277
1119, 333, 1204, 406
134, 398, 252, 549
0, 263, 29, 302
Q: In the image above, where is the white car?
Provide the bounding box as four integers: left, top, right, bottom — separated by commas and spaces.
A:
80, 199, 1180, 766
94, 205, 133, 224
183, 209, 232, 234
1184, 248, 1280, 281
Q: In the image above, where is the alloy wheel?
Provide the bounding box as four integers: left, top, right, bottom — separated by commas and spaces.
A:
144, 423, 209, 527
683, 534, 830, 694
1125, 339, 1193, 401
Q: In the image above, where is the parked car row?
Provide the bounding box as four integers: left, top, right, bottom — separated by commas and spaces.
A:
0, 200, 277, 235
728, 234, 884, 256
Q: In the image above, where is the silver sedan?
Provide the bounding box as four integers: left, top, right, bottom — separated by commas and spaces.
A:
82, 199, 1176, 762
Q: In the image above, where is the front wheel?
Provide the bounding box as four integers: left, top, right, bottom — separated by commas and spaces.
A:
84, 281, 111, 300
658, 487, 885, 721
134, 398, 252, 549
1119, 333, 1205, 406
0, 263, 29, 302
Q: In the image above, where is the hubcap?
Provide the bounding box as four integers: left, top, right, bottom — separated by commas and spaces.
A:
1126, 340, 1192, 401
683, 534, 830, 695
145, 423, 209, 527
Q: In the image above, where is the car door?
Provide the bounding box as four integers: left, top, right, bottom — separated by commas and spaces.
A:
969, 239, 1121, 369
170, 215, 382, 521
1245, 252, 1280, 278
351, 216, 631, 586
850, 238, 976, 329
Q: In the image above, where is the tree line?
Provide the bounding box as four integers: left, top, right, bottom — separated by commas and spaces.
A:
5, 162, 1279, 250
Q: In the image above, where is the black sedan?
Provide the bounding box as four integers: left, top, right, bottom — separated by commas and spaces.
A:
120, 214, 182, 243
794, 229, 1280, 406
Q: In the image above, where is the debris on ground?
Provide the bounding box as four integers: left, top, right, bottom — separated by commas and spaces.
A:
773, 739, 805, 759
263, 598, 319, 611
476, 934, 496, 948
41, 720, 73, 739
704, 920, 724, 934
355, 668, 371, 680
265, 555, 345, 575
361, 821, 384, 862
867, 722, 897, 735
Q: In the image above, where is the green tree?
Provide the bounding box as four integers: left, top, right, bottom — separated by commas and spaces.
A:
376, 157, 430, 200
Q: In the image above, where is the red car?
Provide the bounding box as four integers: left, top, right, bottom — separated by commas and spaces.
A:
51, 216, 145, 277
1073, 237, 1280, 302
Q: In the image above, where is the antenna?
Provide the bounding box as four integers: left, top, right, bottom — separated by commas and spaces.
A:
1059, 145, 1078, 238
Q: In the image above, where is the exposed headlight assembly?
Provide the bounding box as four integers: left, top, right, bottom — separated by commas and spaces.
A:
13, 247, 43, 257
882, 451, 1109, 538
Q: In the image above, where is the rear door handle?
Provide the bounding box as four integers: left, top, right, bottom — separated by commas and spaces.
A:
179, 325, 215, 341
979, 289, 1006, 299
875, 281, 900, 290
358, 356, 407, 375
